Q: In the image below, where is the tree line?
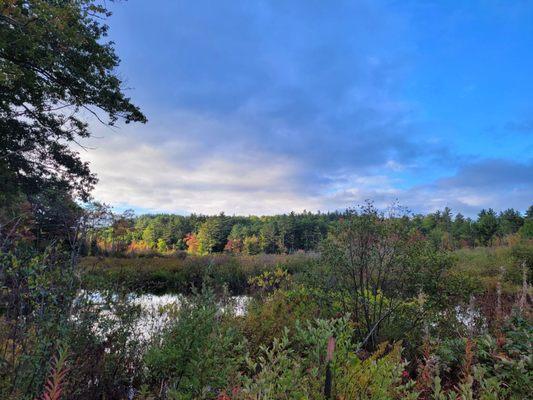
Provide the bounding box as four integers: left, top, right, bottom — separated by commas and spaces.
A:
87, 205, 533, 256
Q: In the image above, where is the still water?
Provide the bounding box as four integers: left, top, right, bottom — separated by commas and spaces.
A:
78, 291, 250, 340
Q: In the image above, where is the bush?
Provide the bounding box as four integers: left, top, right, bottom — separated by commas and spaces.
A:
476, 315, 533, 399
237, 316, 356, 399
0, 247, 147, 400
144, 288, 246, 399
335, 342, 418, 400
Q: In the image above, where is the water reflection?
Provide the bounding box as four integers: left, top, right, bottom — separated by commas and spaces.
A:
78, 291, 249, 340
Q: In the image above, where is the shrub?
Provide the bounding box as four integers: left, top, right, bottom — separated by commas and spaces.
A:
144, 288, 246, 399
335, 342, 418, 400
476, 315, 533, 399
237, 316, 355, 399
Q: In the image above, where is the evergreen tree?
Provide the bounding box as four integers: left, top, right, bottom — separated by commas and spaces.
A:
475, 209, 499, 246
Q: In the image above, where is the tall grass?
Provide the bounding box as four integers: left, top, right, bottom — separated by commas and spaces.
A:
80, 252, 316, 294
81, 245, 531, 297
453, 245, 528, 292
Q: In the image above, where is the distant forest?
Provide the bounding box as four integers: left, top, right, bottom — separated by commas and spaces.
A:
88, 205, 533, 256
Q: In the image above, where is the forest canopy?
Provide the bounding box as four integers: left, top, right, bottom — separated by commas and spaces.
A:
89, 205, 533, 256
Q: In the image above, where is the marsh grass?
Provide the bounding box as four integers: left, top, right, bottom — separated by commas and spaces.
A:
453, 246, 528, 293
80, 252, 316, 295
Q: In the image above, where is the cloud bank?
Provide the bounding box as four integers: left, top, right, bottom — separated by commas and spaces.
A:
82, 0, 533, 216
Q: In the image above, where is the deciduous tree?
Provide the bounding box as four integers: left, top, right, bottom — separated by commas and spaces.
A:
0, 0, 146, 201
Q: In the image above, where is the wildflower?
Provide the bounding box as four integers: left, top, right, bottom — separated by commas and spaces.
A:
217, 391, 231, 400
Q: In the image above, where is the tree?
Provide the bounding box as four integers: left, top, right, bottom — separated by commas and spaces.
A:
526, 205, 533, 220
498, 209, 524, 236
228, 223, 254, 242
320, 203, 449, 349
475, 209, 499, 246
157, 238, 168, 253
196, 215, 232, 254
277, 213, 297, 253
519, 205, 533, 239
519, 220, 533, 239
224, 238, 243, 253
259, 222, 278, 253
142, 224, 157, 248
243, 235, 261, 255
0, 0, 146, 201
185, 233, 199, 254
452, 213, 475, 247
440, 207, 453, 233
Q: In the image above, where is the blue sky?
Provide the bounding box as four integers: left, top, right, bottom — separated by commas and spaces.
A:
84, 0, 532, 216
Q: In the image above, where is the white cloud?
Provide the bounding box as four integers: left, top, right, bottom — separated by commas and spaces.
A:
81, 124, 532, 217
83, 132, 325, 215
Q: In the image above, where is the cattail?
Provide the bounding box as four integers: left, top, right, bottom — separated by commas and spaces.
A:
517, 261, 529, 314
326, 336, 336, 363
324, 336, 336, 399
496, 265, 504, 325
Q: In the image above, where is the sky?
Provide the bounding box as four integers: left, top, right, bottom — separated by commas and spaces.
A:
82, 0, 533, 217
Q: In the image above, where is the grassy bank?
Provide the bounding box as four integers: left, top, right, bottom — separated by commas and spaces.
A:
80, 243, 532, 296
80, 252, 317, 294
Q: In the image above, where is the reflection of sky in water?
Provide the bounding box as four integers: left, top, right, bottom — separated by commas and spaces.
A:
77, 291, 249, 341
133, 293, 249, 340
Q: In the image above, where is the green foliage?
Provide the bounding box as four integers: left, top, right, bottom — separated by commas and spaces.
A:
417, 315, 532, 400
259, 222, 279, 253
0, 247, 77, 397
2, 189, 531, 400
144, 288, 246, 400
0, 0, 145, 200
235, 317, 419, 400
85, 204, 532, 258
475, 209, 500, 246
197, 215, 233, 254
157, 238, 169, 253
242, 235, 261, 255
3, 242, 532, 399
335, 342, 417, 400
319, 203, 451, 348
241, 288, 319, 354
10, 0, 531, 399
247, 268, 291, 294
510, 241, 533, 283
238, 316, 354, 399
81, 253, 313, 295
476, 315, 533, 399
238, 332, 312, 399
519, 219, 533, 239
0, 245, 147, 400
498, 209, 524, 236
66, 289, 146, 399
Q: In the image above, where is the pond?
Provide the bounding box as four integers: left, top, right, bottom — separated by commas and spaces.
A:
133, 293, 249, 337
78, 291, 250, 340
